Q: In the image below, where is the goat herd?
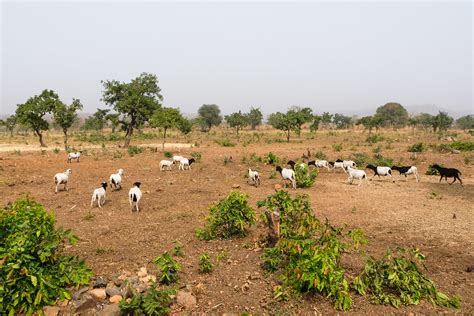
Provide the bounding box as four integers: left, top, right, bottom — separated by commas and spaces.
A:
53, 150, 463, 213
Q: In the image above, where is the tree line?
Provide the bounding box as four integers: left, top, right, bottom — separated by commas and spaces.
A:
1, 73, 473, 147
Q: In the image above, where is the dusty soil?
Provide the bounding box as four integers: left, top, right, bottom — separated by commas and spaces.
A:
0, 129, 473, 314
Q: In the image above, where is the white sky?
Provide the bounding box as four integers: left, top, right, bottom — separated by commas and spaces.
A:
1, 1, 472, 116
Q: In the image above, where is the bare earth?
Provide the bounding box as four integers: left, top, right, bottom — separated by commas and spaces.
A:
0, 129, 473, 314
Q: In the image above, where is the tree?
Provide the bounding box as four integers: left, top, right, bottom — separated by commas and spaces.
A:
197, 104, 222, 132
225, 111, 249, 135
102, 73, 163, 147
431, 111, 453, 133
150, 107, 185, 150
357, 116, 377, 135
178, 117, 193, 135
3, 115, 17, 136
375, 102, 409, 128
456, 115, 474, 131
247, 107, 263, 130
332, 113, 352, 129
310, 115, 321, 132
105, 112, 120, 133
267, 107, 313, 142
320, 112, 333, 128
408, 117, 419, 135
53, 99, 83, 150
415, 113, 434, 130
15, 90, 60, 147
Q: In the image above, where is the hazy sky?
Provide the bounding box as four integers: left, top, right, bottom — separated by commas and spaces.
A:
1, 1, 472, 117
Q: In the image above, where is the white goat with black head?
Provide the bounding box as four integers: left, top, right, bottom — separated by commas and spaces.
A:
391, 165, 420, 182
308, 160, 330, 171
276, 166, 296, 189
248, 168, 260, 187
366, 164, 392, 179
91, 182, 107, 208
179, 158, 195, 171
129, 182, 143, 212
110, 169, 124, 190
54, 169, 72, 193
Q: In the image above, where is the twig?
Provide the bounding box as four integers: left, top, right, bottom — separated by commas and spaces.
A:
205, 303, 223, 313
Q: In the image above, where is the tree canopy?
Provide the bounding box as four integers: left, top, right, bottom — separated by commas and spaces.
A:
267, 107, 313, 142
197, 104, 222, 132
431, 111, 453, 132
332, 113, 352, 129
3, 115, 17, 136
456, 115, 474, 131
225, 111, 249, 135
150, 107, 186, 149
247, 107, 263, 130
53, 98, 83, 150
375, 102, 409, 128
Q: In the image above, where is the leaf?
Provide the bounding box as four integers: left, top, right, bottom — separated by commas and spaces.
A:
30, 275, 37, 287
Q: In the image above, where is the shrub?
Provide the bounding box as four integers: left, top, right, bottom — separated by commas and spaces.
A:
352, 248, 460, 308
450, 141, 474, 151
408, 143, 425, 153
426, 163, 445, 175
366, 134, 384, 143
198, 253, 214, 273
257, 191, 367, 311
351, 152, 370, 166
263, 152, 280, 165
371, 154, 393, 166
153, 252, 181, 284
294, 163, 318, 188
53, 147, 60, 154
191, 152, 202, 162
196, 191, 256, 240
119, 285, 176, 316
313, 150, 327, 160
0, 198, 92, 315
171, 241, 184, 257
164, 151, 173, 158
332, 143, 343, 152
128, 145, 144, 156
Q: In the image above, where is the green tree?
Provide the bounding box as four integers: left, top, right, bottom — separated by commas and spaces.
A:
375, 102, 409, 128
456, 115, 474, 131
357, 116, 377, 135
225, 110, 249, 135
310, 115, 321, 132
321, 112, 333, 128
247, 106, 263, 130
15, 90, 60, 147
3, 115, 17, 136
431, 111, 453, 133
102, 72, 163, 147
178, 117, 193, 135
53, 99, 83, 150
150, 107, 185, 149
332, 113, 352, 129
197, 104, 222, 132
267, 107, 313, 142
415, 113, 434, 130
290, 107, 313, 137
105, 112, 120, 133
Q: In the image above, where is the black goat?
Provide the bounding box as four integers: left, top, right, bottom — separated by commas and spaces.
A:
431, 164, 462, 185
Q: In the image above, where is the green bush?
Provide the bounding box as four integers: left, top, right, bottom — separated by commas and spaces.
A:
371, 154, 393, 167
366, 134, 384, 143
53, 148, 60, 154
198, 253, 214, 273
263, 152, 280, 165
191, 152, 202, 162
352, 248, 460, 308
119, 285, 176, 316
313, 150, 327, 160
294, 163, 318, 188
408, 143, 425, 153
0, 198, 92, 315
196, 191, 256, 240
257, 191, 367, 311
351, 152, 370, 166
164, 151, 173, 158
450, 141, 474, 151
128, 145, 144, 156
153, 252, 181, 285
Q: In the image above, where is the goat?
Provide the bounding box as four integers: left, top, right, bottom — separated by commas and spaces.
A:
308, 160, 330, 171
366, 164, 392, 179
110, 169, 124, 191
248, 168, 260, 187
391, 165, 420, 182
129, 182, 143, 212
178, 158, 195, 171
329, 160, 345, 172
431, 164, 462, 185
346, 166, 368, 186
160, 160, 173, 171
287, 160, 306, 170
276, 166, 296, 189
67, 152, 81, 163
54, 169, 72, 193
172, 155, 184, 164
91, 182, 107, 208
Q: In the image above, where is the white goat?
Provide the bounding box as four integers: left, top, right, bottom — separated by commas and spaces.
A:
160, 160, 173, 171
54, 169, 72, 193
346, 166, 368, 186
129, 182, 143, 213
67, 152, 81, 163
308, 160, 330, 171
178, 158, 195, 171
276, 166, 296, 189
343, 160, 357, 169
330, 161, 345, 172
172, 155, 184, 164
366, 164, 392, 179
391, 166, 420, 182
110, 169, 124, 190
91, 182, 107, 208
248, 168, 260, 187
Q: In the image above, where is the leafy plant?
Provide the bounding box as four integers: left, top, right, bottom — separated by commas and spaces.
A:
449, 141, 474, 151
196, 191, 256, 240
119, 285, 176, 316
294, 162, 318, 188
164, 151, 173, 158
263, 152, 280, 165
128, 145, 144, 156
53, 147, 60, 154
366, 134, 384, 143
153, 252, 181, 284
313, 150, 327, 160
198, 253, 214, 273
191, 152, 202, 162
371, 154, 393, 167
352, 248, 460, 308
408, 143, 425, 153
332, 143, 343, 152
0, 198, 93, 315
171, 241, 184, 257
350, 152, 370, 166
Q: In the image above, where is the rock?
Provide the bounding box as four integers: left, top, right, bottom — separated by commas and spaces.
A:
232, 184, 240, 189
58, 299, 69, 307
43, 306, 60, 316
89, 288, 107, 301
73, 294, 96, 312
109, 294, 123, 304
98, 304, 121, 316
72, 286, 89, 301
106, 283, 121, 297
93, 276, 108, 288
176, 291, 197, 309
121, 284, 134, 299
274, 184, 282, 190
137, 267, 147, 278
128, 276, 139, 285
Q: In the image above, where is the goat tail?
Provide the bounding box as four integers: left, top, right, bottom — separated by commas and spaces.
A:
111, 178, 116, 185
132, 193, 137, 202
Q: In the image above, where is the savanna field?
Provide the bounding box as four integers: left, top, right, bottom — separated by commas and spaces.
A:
0, 127, 473, 314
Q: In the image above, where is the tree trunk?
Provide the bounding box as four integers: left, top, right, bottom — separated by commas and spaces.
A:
36, 129, 47, 147
112, 125, 116, 133
162, 128, 167, 151
236, 127, 240, 135
63, 128, 68, 150
124, 126, 133, 148
9, 129, 13, 137
286, 129, 290, 142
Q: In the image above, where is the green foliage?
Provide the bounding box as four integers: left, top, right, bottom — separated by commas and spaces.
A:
119, 285, 176, 316
431, 111, 453, 132
408, 143, 425, 153
294, 163, 318, 188
53, 148, 60, 154
171, 241, 184, 257
198, 253, 214, 273
52, 98, 83, 149
263, 152, 280, 165
456, 115, 474, 130
426, 163, 445, 175
332, 113, 352, 129
3, 115, 17, 136
225, 111, 249, 134
164, 151, 173, 158
150, 107, 186, 148
196, 191, 256, 240
191, 152, 202, 162
313, 150, 327, 160
366, 134, 384, 143
128, 145, 144, 156
105, 112, 121, 133
352, 248, 460, 308
268, 107, 313, 141
197, 104, 222, 132
247, 106, 263, 130
375, 102, 409, 128
153, 252, 182, 284
0, 198, 93, 315
449, 141, 474, 151
310, 115, 321, 132
350, 152, 370, 167
257, 191, 367, 310
177, 117, 193, 135
372, 154, 393, 167
332, 143, 343, 152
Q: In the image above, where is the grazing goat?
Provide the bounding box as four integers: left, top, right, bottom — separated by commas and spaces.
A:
308, 160, 330, 171
179, 158, 195, 170
67, 152, 81, 163
160, 160, 173, 171
91, 182, 107, 208
276, 166, 296, 189
391, 165, 420, 182
329, 160, 345, 172
172, 155, 184, 164
54, 169, 72, 193
110, 169, 124, 191
129, 182, 143, 212
346, 166, 368, 186
366, 164, 392, 179
248, 168, 260, 187
431, 164, 462, 185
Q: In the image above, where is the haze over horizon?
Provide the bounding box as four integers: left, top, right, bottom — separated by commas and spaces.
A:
1, 1, 472, 117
